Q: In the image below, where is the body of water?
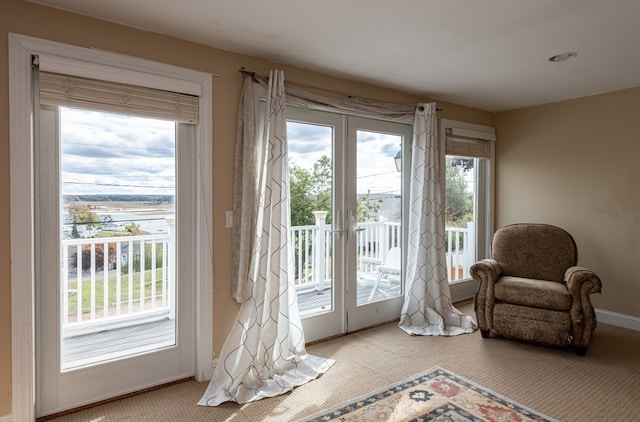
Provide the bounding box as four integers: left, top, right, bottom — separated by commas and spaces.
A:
62, 207, 173, 238
98, 212, 173, 234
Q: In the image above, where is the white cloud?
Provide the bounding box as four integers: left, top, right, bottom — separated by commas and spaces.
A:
60, 108, 175, 196
287, 121, 332, 171
60, 109, 402, 198
287, 122, 402, 195
356, 130, 402, 195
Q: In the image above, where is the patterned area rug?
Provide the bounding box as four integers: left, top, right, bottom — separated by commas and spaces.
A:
302, 367, 557, 422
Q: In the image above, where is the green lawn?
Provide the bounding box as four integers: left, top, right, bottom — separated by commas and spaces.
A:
66, 268, 167, 317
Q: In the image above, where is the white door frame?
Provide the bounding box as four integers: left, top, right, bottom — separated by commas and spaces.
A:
345, 117, 411, 332
9, 33, 214, 421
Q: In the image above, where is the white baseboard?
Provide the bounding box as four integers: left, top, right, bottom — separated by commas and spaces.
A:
596, 308, 640, 331
0, 413, 12, 422
450, 279, 478, 304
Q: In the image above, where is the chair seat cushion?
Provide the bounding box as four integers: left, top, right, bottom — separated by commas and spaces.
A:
494, 276, 571, 311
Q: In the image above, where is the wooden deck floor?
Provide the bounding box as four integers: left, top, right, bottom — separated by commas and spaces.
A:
296, 280, 401, 314
62, 319, 176, 369
62, 281, 400, 368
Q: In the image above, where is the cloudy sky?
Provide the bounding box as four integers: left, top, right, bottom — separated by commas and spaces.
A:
60, 107, 176, 196
287, 121, 402, 196
355, 130, 402, 196
60, 108, 402, 198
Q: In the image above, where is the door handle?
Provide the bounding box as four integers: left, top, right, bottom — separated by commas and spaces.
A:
348, 211, 364, 239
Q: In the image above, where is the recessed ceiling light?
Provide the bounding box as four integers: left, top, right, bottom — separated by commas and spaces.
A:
548, 52, 577, 62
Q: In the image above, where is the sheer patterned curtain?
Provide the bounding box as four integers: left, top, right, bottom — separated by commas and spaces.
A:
199, 71, 334, 406
398, 103, 477, 336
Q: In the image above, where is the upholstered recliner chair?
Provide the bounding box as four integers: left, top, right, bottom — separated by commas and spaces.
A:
471, 223, 602, 356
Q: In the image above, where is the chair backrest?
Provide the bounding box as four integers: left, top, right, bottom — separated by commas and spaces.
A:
491, 223, 577, 282
384, 247, 402, 268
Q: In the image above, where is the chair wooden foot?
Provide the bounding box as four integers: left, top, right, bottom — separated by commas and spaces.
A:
575, 347, 587, 356
480, 329, 491, 338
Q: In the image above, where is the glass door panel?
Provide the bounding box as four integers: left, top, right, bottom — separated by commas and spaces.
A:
59, 107, 177, 369
355, 130, 404, 305
288, 120, 334, 316
287, 108, 345, 342
345, 117, 411, 332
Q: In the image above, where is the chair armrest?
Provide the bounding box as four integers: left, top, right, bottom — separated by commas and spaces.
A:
565, 266, 602, 347
470, 259, 502, 330
565, 266, 602, 295
360, 257, 382, 272
376, 265, 400, 275
471, 259, 501, 282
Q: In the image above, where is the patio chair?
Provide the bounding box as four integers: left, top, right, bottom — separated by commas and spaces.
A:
358, 247, 402, 301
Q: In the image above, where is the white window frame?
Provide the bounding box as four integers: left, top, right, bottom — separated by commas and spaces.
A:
9, 33, 213, 421
440, 119, 495, 302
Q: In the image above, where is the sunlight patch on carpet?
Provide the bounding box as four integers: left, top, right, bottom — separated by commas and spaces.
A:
301, 366, 557, 422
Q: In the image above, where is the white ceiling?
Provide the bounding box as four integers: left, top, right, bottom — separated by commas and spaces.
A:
32, 0, 640, 112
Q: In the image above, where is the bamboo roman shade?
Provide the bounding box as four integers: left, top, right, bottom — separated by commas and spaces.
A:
39, 71, 199, 123
445, 127, 495, 158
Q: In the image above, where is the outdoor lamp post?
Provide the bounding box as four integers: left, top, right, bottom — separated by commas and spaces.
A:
394, 148, 402, 172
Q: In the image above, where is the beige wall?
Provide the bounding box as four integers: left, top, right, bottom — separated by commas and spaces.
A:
495, 87, 640, 317
0, 0, 494, 415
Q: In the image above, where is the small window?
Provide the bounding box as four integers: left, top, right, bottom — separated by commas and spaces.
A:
443, 124, 495, 283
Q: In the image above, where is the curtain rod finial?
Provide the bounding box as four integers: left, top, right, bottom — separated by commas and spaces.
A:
238, 66, 256, 78
418, 104, 442, 112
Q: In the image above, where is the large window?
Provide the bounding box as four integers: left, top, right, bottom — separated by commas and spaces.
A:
442, 121, 495, 288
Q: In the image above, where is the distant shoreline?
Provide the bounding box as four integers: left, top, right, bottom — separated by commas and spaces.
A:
63, 195, 174, 216
63, 194, 174, 203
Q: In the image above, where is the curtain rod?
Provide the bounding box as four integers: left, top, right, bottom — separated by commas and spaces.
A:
238, 67, 263, 82
238, 67, 257, 78
238, 66, 442, 112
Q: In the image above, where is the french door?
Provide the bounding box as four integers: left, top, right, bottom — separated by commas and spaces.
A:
287, 108, 412, 341
36, 105, 196, 416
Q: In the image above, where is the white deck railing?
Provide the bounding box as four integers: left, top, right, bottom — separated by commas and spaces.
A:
446, 223, 475, 280
61, 233, 173, 337
291, 216, 473, 291
64, 217, 472, 334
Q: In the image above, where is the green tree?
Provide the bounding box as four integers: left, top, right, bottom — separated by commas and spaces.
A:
290, 163, 317, 226
68, 202, 100, 228
290, 155, 380, 226
357, 196, 381, 223
289, 155, 333, 226
445, 158, 473, 227
123, 222, 147, 235
311, 155, 332, 218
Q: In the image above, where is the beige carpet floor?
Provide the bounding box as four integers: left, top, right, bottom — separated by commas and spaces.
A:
47, 304, 640, 422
